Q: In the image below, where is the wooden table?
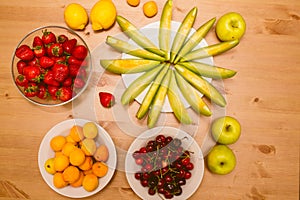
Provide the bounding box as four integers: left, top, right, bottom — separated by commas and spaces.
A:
0, 0, 299, 199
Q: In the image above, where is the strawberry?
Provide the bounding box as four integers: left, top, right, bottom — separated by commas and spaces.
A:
57, 34, 68, 43
52, 63, 69, 82
39, 56, 54, 68
42, 30, 56, 45
71, 45, 88, 60
33, 45, 46, 58
62, 38, 77, 55
73, 77, 85, 89
15, 74, 28, 87
32, 36, 44, 47
47, 85, 59, 100
36, 84, 49, 99
99, 92, 115, 108
24, 82, 38, 97
57, 86, 73, 102
15, 45, 34, 61
23, 65, 41, 82
16, 60, 27, 74
44, 70, 60, 86
48, 43, 63, 57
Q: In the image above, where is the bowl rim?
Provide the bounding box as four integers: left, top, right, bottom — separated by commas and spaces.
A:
11, 25, 93, 107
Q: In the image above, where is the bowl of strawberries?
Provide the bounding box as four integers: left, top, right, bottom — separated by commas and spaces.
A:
11, 26, 92, 106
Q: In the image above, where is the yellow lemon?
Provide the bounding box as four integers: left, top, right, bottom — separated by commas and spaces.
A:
90, 0, 117, 31
64, 3, 88, 30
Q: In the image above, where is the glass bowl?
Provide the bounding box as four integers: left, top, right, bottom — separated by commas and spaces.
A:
11, 26, 92, 106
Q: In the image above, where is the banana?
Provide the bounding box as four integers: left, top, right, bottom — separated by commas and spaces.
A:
136, 63, 170, 119
173, 17, 216, 64
174, 70, 211, 116
159, 0, 173, 60
179, 39, 239, 62
116, 15, 165, 57
106, 36, 166, 61
170, 7, 198, 63
121, 63, 165, 105
168, 70, 192, 124
147, 69, 172, 128
178, 61, 237, 79
100, 59, 160, 74
175, 64, 226, 107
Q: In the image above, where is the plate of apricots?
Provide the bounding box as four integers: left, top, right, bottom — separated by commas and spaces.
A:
38, 118, 117, 198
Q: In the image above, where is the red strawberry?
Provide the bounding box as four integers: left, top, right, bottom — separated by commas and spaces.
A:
99, 92, 115, 108
47, 85, 59, 100
33, 45, 46, 58
16, 60, 27, 74
42, 30, 56, 45
39, 56, 54, 68
32, 36, 44, 47
44, 70, 60, 86
73, 77, 85, 89
57, 86, 73, 102
52, 63, 69, 82
36, 84, 49, 99
71, 45, 88, 60
23, 65, 41, 82
15, 74, 28, 87
24, 82, 38, 97
62, 38, 77, 55
48, 43, 63, 57
15, 45, 34, 61
57, 34, 68, 43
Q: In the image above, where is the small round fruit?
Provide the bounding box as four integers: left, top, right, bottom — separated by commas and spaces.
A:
93, 144, 109, 162
44, 158, 56, 175
69, 125, 85, 142
50, 135, 66, 152
54, 154, 70, 172
63, 166, 80, 184
69, 148, 86, 166
211, 116, 241, 145
81, 138, 97, 156
143, 1, 158, 18
79, 156, 93, 171
83, 122, 98, 139
70, 171, 84, 187
215, 12, 246, 41
64, 3, 88, 30
53, 172, 68, 188
127, 0, 140, 7
62, 142, 77, 157
92, 162, 108, 177
206, 144, 236, 175
82, 173, 99, 192
90, 0, 117, 31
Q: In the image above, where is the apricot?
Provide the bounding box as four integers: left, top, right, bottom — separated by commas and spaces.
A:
93, 144, 109, 162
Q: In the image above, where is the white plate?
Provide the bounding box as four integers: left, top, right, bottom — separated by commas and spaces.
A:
125, 126, 204, 199
38, 119, 117, 198
122, 21, 214, 112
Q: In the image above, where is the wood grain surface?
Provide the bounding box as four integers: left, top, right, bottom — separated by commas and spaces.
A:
0, 0, 299, 199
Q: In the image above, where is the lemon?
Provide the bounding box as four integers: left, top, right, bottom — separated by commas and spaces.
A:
64, 3, 88, 30
90, 0, 117, 31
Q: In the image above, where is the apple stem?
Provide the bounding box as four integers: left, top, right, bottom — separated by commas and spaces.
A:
225, 124, 231, 131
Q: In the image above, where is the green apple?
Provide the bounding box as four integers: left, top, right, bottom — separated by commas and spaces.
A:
211, 116, 241, 145
215, 12, 246, 41
206, 144, 236, 175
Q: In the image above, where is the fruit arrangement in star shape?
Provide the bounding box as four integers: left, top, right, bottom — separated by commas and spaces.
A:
100, 0, 240, 128
44, 122, 110, 192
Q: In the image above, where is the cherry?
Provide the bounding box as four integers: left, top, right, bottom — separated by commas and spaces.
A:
141, 179, 148, 187
164, 174, 173, 183
181, 157, 190, 166
132, 150, 141, 159
156, 134, 166, 144
139, 147, 147, 153
134, 172, 142, 180
135, 158, 144, 165
148, 187, 156, 195
186, 162, 194, 170
184, 171, 192, 179
164, 190, 174, 199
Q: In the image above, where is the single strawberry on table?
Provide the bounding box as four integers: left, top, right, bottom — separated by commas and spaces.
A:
99, 92, 115, 108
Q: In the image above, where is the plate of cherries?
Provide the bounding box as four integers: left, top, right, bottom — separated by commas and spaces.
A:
125, 126, 204, 199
